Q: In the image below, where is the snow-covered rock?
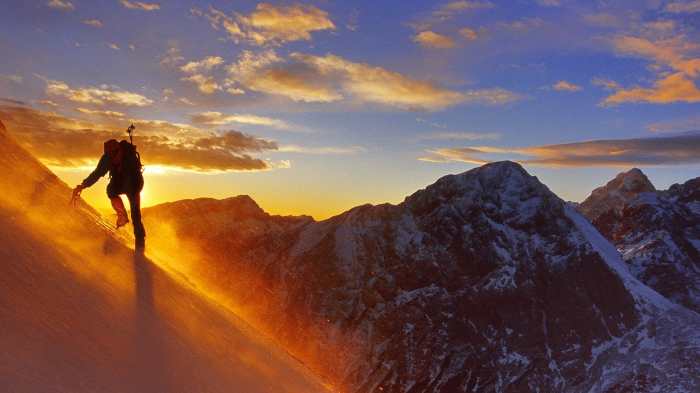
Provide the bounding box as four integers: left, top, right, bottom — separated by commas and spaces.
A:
581, 169, 700, 314
146, 161, 700, 393
579, 168, 656, 223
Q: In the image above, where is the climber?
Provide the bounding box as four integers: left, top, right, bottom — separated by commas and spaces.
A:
72, 133, 146, 250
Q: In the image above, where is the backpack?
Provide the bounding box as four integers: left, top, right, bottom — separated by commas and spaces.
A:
108, 140, 144, 191
117, 140, 143, 176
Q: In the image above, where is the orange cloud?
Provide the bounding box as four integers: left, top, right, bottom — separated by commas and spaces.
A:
432, 1, 493, 19
190, 111, 290, 129
419, 131, 500, 141
181, 74, 221, 94
413, 31, 456, 49
278, 145, 366, 155
180, 56, 224, 74
37, 99, 59, 107
612, 36, 695, 74
82, 19, 103, 28
459, 27, 478, 41
160, 45, 185, 67
47, 0, 74, 11
45, 79, 154, 107
224, 50, 520, 110
224, 49, 280, 87
225, 50, 340, 102
295, 53, 466, 109
244, 66, 342, 103
0, 105, 279, 171
591, 77, 621, 91
420, 132, 700, 167
602, 35, 700, 104
120, 0, 160, 11
293, 53, 519, 110
604, 72, 700, 104
76, 107, 126, 118
553, 80, 582, 92
412, 1, 493, 31
194, 3, 335, 46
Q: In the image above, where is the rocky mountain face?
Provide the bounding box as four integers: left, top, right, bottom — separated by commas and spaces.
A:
579, 168, 656, 223
145, 161, 700, 393
580, 169, 700, 314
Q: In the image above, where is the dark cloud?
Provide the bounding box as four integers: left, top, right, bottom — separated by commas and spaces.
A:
422, 132, 700, 167
0, 105, 278, 171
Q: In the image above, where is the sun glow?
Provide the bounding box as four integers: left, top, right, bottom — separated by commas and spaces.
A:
142, 164, 171, 175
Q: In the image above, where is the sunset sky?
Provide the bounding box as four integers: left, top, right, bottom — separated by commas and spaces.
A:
1, 0, 699, 219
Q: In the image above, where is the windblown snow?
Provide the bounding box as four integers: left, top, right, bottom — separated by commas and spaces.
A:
0, 120, 328, 392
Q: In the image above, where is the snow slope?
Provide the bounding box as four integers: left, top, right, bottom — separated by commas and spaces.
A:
0, 119, 329, 392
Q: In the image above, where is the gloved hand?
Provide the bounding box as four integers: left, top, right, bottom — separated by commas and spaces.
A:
71, 184, 84, 205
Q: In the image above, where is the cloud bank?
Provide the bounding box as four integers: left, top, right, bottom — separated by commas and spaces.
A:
602, 34, 700, 104
420, 132, 700, 167
45, 79, 154, 107
225, 50, 520, 110
0, 105, 278, 171
193, 3, 335, 46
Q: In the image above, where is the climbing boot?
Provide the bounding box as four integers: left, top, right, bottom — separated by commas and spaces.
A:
110, 197, 129, 228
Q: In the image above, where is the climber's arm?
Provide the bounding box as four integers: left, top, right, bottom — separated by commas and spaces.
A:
80, 154, 110, 189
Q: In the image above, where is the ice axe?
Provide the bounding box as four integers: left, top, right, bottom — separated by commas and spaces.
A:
127, 124, 135, 144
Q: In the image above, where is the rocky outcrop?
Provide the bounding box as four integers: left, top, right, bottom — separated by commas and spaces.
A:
579, 168, 655, 224
581, 169, 700, 314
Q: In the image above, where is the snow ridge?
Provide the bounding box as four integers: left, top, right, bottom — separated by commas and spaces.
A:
565, 204, 673, 312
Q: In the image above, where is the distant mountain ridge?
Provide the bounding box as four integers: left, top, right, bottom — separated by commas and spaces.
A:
580, 169, 700, 314
145, 161, 700, 393
579, 168, 656, 223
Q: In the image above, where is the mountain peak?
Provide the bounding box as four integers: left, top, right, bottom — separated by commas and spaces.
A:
668, 176, 700, 203
464, 160, 530, 181
465, 160, 528, 178
404, 160, 556, 227
579, 167, 655, 221
146, 194, 267, 220
414, 160, 535, 198
613, 168, 655, 193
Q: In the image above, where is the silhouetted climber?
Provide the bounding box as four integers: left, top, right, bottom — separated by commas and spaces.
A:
72, 125, 146, 249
